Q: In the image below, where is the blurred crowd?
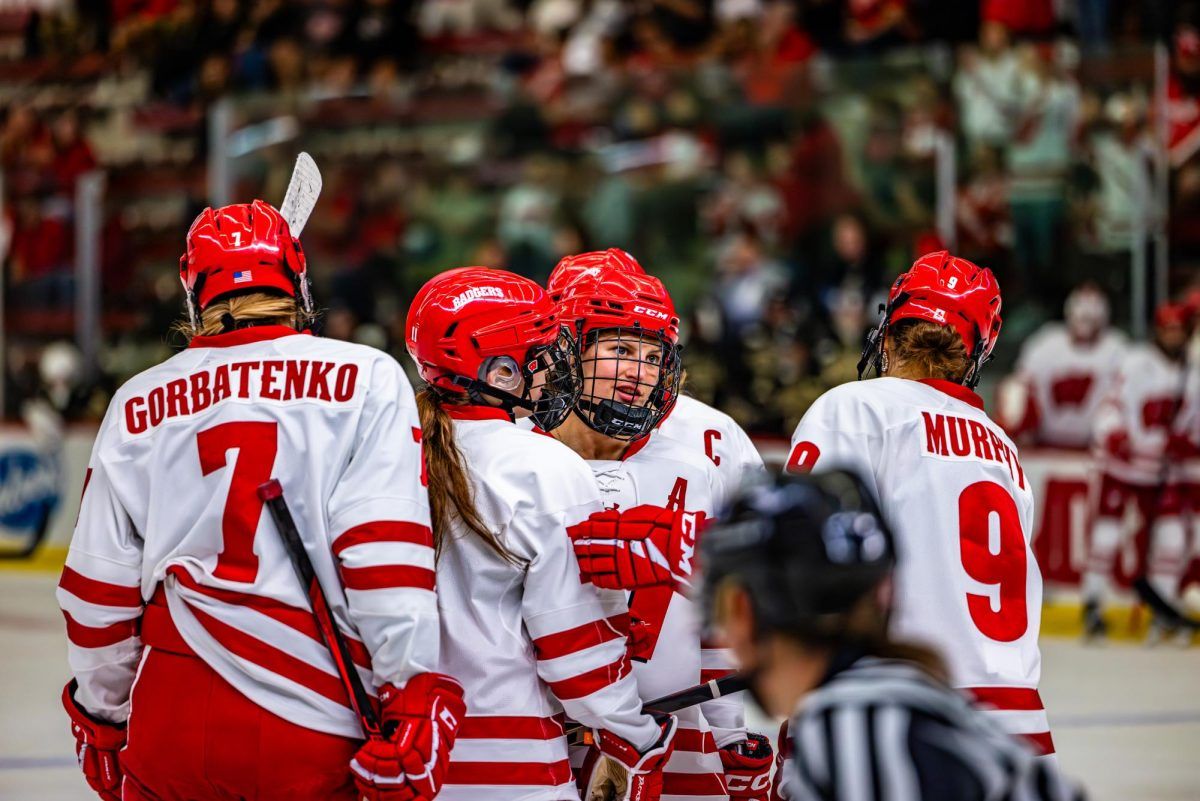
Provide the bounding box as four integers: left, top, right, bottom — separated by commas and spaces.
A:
3, 0, 1200, 436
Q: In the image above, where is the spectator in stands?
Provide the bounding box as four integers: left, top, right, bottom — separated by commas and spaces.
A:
845, 0, 916, 53
713, 226, 789, 339
955, 21, 1021, 154
981, 0, 1056, 38
1006, 42, 1080, 298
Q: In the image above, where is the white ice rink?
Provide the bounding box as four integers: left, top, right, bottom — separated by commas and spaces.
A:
2, 569, 1198, 800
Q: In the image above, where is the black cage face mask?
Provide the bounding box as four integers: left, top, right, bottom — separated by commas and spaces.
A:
575, 327, 682, 441
524, 326, 583, 432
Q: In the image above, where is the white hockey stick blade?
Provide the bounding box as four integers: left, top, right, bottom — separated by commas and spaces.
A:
279, 152, 322, 237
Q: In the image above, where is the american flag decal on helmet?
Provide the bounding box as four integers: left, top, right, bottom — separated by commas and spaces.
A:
232, 271, 252, 283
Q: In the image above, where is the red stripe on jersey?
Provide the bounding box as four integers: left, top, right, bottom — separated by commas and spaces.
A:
673, 728, 718, 753
62, 610, 139, 648
458, 715, 566, 739
186, 603, 353, 709
700, 668, 733, 683
966, 686, 1045, 711
332, 521, 433, 557
446, 759, 573, 785
169, 567, 373, 670
339, 564, 436, 592
1023, 731, 1056, 755
533, 618, 624, 661
545, 655, 631, 701
59, 566, 142, 608
662, 772, 728, 795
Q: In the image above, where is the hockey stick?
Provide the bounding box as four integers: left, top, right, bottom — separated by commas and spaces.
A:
278, 152, 322, 236
565, 673, 749, 746
1130, 344, 1200, 631
257, 479, 384, 738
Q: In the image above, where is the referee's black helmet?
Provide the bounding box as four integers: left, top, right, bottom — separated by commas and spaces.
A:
700, 470, 895, 638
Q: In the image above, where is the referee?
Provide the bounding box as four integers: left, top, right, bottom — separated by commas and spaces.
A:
700, 471, 1085, 801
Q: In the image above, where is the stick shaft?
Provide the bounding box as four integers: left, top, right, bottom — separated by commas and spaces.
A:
566, 673, 748, 744
258, 479, 382, 735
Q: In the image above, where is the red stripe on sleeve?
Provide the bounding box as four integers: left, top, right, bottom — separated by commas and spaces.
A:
168, 566, 373, 670
1023, 731, 1056, 755
339, 564, 436, 592
545, 655, 631, 701
186, 603, 355, 709
59, 566, 142, 608
533, 618, 624, 661
62, 610, 140, 648
672, 728, 719, 753
700, 668, 734, 683
332, 521, 433, 557
446, 760, 573, 786
965, 686, 1045, 711
458, 715, 566, 739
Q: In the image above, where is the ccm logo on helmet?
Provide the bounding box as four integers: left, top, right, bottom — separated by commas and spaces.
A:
451, 286, 505, 310
633, 305, 669, 320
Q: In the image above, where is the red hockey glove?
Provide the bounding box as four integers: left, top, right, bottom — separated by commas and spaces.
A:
770, 719, 793, 801
62, 680, 126, 801
579, 714, 678, 801
569, 506, 706, 590
1104, 430, 1132, 462
720, 733, 774, 800
350, 672, 466, 801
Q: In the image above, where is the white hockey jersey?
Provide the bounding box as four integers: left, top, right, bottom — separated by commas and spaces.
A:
585, 430, 731, 801
1009, 325, 1127, 448
435, 407, 658, 801
654, 396, 764, 751
1092, 343, 1185, 485
788, 378, 1052, 753
57, 326, 437, 739
657, 395, 768, 510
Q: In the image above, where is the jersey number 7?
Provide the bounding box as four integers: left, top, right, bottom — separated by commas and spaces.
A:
198, 421, 280, 583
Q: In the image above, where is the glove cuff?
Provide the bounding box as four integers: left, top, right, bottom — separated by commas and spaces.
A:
62, 680, 126, 749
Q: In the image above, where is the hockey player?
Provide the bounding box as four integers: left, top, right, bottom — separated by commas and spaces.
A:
548, 250, 768, 508
551, 268, 772, 801
405, 267, 677, 801
779, 251, 1054, 755
999, 283, 1128, 449
550, 250, 768, 799
1083, 301, 1193, 641
699, 470, 1085, 801
57, 200, 462, 801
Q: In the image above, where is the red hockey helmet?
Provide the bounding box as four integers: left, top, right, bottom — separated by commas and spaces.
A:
547, 248, 647, 302
859, 251, 1002, 388
179, 200, 311, 327
557, 270, 682, 440
1155, 301, 1191, 329
406, 267, 581, 430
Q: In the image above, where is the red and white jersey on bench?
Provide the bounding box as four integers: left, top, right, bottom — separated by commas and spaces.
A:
789, 377, 1053, 754
1008, 324, 1127, 449
1093, 342, 1185, 486
435, 409, 658, 801
586, 430, 732, 800
56, 326, 437, 738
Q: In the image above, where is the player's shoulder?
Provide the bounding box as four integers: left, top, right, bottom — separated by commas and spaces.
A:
459, 422, 596, 505
1021, 322, 1069, 355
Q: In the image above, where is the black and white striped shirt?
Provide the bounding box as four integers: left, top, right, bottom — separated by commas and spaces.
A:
781, 656, 1084, 801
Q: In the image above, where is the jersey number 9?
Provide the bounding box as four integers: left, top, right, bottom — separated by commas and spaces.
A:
958, 481, 1027, 642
